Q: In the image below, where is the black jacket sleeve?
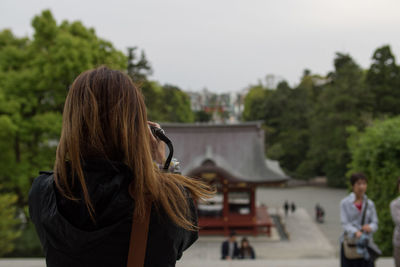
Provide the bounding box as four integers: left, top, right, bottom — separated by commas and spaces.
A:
28, 172, 53, 253
176, 196, 199, 260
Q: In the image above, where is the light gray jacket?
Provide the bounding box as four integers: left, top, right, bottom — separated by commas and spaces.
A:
340, 193, 378, 242
390, 196, 400, 247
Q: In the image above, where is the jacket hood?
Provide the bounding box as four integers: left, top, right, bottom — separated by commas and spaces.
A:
34, 159, 134, 253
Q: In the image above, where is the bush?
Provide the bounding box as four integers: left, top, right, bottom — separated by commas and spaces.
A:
348, 117, 400, 256
0, 192, 21, 256
5, 221, 43, 257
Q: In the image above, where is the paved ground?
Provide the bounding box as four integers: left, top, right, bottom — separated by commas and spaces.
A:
178, 258, 395, 267
0, 258, 394, 267
180, 207, 335, 261
256, 185, 348, 254
2, 185, 393, 267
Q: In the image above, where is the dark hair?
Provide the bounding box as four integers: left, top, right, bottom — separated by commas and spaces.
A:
229, 231, 237, 237
240, 237, 252, 256
350, 172, 368, 186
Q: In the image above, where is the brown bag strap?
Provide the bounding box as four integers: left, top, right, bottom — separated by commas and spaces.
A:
127, 204, 151, 267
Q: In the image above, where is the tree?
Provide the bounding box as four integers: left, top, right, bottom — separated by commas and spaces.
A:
139, 81, 195, 123
243, 78, 317, 179
0, 10, 127, 206
160, 84, 194, 122
242, 84, 268, 121
0, 191, 21, 256
306, 53, 369, 187
348, 117, 400, 256
194, 110, 212, 122
127, 47, 153, 84
366, 45, 400, 116
126, 47, 195, 123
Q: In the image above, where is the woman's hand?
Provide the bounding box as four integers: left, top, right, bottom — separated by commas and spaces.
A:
361, 224, 372, 233
148, 121, 166, 165
355, 231, 362, 238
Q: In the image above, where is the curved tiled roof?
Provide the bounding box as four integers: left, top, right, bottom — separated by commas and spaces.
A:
161, 122, 289, 184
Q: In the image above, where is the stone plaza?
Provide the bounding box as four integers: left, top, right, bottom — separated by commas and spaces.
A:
1, 186, 395, 267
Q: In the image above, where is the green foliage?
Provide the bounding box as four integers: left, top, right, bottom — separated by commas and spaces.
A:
160, 84, 194, 123
127, 48, 194, 123
242, 85, 268, 121
140, 81, 195, 122
0, 191, 21, 256
127, 47, 153, 84
194, 110, 212, 122
140, 80, 163, 121
0, 11, 127, 257
367, 45, 400, 116
348, 117, 400, 256
242, 48, 400, 187
307, 53, 369, 187
5, 222, 43, 257
243, 77, 320, 179
0, 10, 127, 209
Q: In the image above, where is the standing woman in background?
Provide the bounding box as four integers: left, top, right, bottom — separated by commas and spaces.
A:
340, 173, 378, 267
28, 66, 213, 267
390, 177, 400, 267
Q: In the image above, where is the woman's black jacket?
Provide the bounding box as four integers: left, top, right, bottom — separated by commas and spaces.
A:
28, 159, 198, 267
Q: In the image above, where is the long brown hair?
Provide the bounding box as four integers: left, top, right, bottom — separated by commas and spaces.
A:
54, 66, 212, 230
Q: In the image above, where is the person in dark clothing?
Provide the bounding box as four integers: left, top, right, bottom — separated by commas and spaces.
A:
315, 203, 321, 221
28, 66, 213, 267
284, 200, 289, 216
239, 237, 255, 259
221, 231, 240, 260
291, 202, 296, 213
315, 203, 325, 223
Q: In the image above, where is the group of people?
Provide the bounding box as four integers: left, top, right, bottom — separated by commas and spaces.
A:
221, 232, 255, 260
283, 200, 296, 216
340, 173, 400, 267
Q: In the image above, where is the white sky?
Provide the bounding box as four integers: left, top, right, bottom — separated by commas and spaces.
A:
1, 0, 400, 93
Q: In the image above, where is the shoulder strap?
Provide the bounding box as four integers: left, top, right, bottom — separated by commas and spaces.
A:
127, 204, 151, 267
361, 198, 368, 226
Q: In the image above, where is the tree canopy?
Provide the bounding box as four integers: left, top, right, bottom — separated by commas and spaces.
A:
242, 45, 400, 187
0, 10, 127, 208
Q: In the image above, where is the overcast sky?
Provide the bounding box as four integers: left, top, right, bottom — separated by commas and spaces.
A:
1, 0, 400, 93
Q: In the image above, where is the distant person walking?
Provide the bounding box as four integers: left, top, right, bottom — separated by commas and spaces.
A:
284, 200, 289, 216
390, 177, 400, 267
315, 203, 325, 223
291, 202, 296, 213
340, 172, 379, 267
239, 237, 255, 259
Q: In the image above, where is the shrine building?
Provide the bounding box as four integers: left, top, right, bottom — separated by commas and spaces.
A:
161, 122, 289, 236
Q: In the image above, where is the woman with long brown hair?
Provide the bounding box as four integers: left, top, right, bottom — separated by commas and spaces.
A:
28, 66, 213, 267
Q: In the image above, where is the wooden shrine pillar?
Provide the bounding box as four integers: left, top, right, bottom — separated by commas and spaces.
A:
222, 185, 229, 236
250, 187, 256, 217
250, 186, 257, 236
